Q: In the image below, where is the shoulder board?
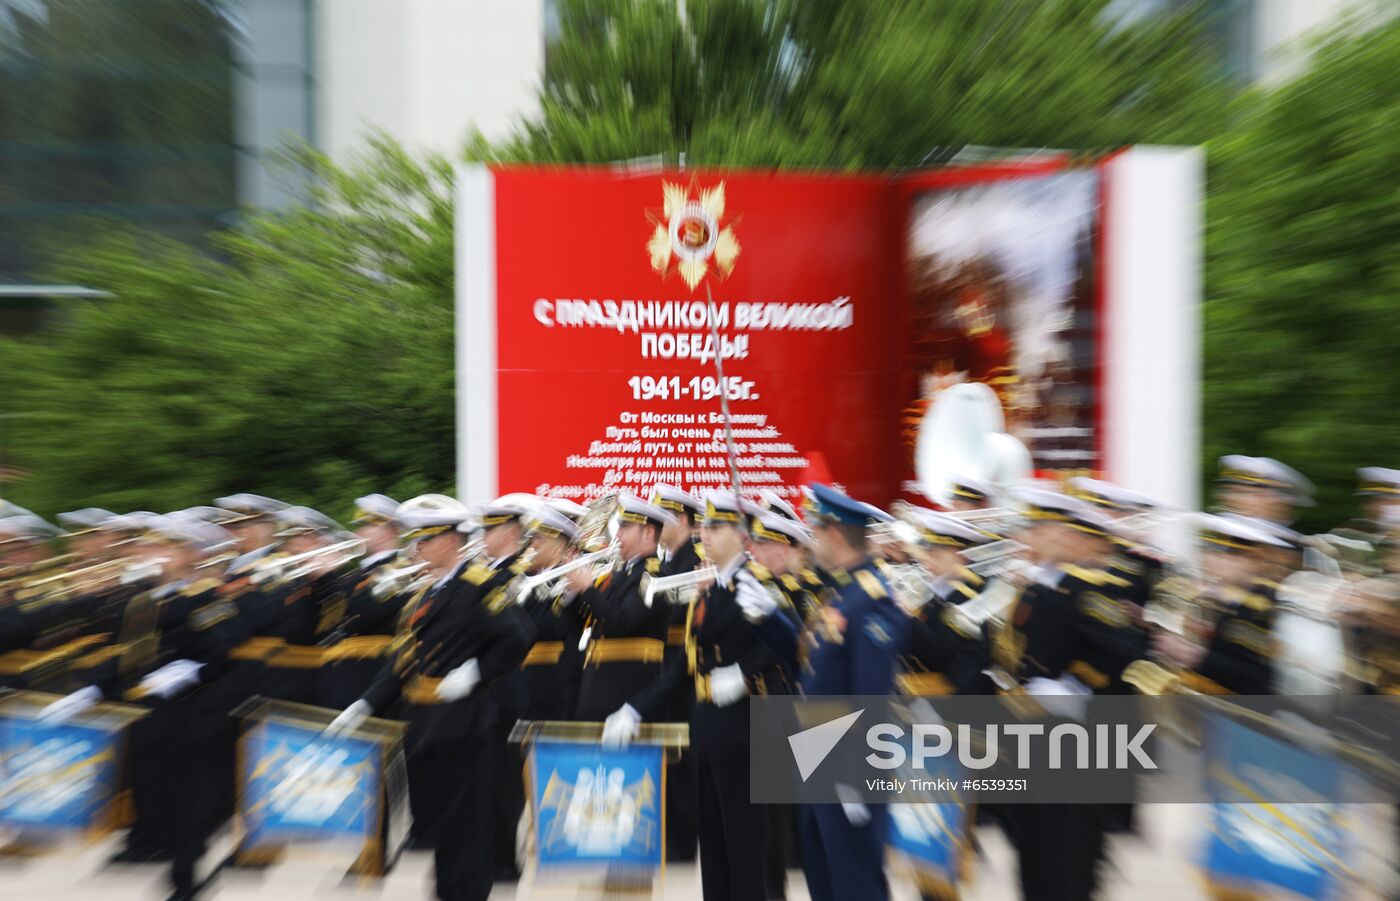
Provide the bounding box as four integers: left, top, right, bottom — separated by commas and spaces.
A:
1240, 590, 1273, 613
485, 586, 510, 615
1078, 590, 1132, 628
510, 558, 530, 576
745, 560, 774, 582
190, 599, 237, 630
832, 568, 852, 587
695, 544, 707, 561
460, 563, 494, 585
182, 577, 225, 597
1107, 553, 1145, 576
1062, 564, 1131, 588
801, 569, 823, 588
854, 569, 887, 600
1220, 618, 1272, 654
781, 574, 801, 592
646, 557, 661, 575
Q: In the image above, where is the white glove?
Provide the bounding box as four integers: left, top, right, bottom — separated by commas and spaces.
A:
436, 659, 481, 701
708, 663, 749, 707
138, 659, 204, 699
601, 703, 641, 750
38, 686, 102, 724
325, 699, 372, 737
735, 570, 777, 622
1024, 674, 1091, 720
835, 783, 871, 827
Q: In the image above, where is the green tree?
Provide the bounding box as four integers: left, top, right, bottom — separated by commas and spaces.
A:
503, 0, 1228, 167
1203, 18, 1400, 530
0, 137, 456, 518
3, 0, 1238, 516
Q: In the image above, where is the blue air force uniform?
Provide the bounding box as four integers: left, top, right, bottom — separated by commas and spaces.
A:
798, 484, 908, 901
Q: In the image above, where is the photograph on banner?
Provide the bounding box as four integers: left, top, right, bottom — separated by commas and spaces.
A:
901, 168, 1102, 497
527, 739, 666, 880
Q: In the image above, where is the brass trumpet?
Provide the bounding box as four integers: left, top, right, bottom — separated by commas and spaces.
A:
251, 538, 366, 584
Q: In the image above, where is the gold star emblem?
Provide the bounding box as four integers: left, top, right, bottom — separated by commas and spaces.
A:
645, 179, 741, 290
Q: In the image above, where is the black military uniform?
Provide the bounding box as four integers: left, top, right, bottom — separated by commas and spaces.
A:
903, 566, 994, 697
630, 547, 800, 901
320, 550, 410, 708
1178, 579, 1276, 695
991, 491, 1150, 901
361, 550, 534, 901
568, 500, 671, 721
91, 572, 249, 898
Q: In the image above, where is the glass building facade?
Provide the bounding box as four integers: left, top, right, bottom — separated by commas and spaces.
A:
0, 0, 313, 285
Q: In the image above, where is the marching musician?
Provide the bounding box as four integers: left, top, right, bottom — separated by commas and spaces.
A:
1215, 455, 1314, 526
649, 483, 706, 864
562, 494, 674, 721
321, 493, 407, 709
1331, 467, 1400, 576
990, 488, 1150, 901
749, 510, 822, 627
603, 491, 800, 901
0, 514, 63, 673
517, 507, 586, 721
1068, 477, 1167, 612
254, 505, 355, 706
40, 514, 249, 901
326, 496, 534, 901
215, 494, 291, 577
798, 482, 908, 901
898, 508, 996, 698
1152, 513, 1291, 695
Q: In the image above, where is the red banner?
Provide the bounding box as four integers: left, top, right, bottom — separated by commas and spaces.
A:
492, 167, 901, 506
481, 160, 1103, 507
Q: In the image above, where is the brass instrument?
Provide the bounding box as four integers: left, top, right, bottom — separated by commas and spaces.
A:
515, 547, 617, 604
509, 494, 623, 603
251, 539, 366, 585
643, 565, 718, 608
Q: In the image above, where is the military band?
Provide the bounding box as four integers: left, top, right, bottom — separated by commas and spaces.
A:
3, 452, 1399, 901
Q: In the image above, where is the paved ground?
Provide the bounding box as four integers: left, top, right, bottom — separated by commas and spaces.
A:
3, 805, 1394, 899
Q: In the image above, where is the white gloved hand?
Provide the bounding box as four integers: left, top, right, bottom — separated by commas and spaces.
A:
325, 699, 372, 737
835, 783, 871, 827
735, 570, 777, 622
38, 685, 103, 724
708, 663, 749, 707
601, 703, 641, 750
436, 659, 481, 701
1024, 675, 1091, 720
139, 659, 204, 699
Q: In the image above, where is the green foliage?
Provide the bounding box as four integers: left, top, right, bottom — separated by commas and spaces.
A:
0, 136, 456, 519
1203, 18, 1400, 529
5, 0, 1390, 529
502, 0, 1229, 167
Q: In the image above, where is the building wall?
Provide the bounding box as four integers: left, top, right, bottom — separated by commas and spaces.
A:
318, 0, 545, 163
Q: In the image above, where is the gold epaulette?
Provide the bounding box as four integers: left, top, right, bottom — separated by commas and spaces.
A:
695, 544, 708, 561
460, 563, 494, 585
509, 558, 530, 575
745, 560, 774, 582
896, 671, 954, 697
854, 569, 887, 600
1066, 660, 1110, 690
955, 566, 985, 590
780, 574, 801, 592
1061, 564, 1130, 588
181, 577, 225, 597
801, 569, 823, 588
646, 557, 661, 575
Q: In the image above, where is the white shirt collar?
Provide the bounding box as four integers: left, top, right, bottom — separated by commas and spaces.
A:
716, 553, 747, 589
